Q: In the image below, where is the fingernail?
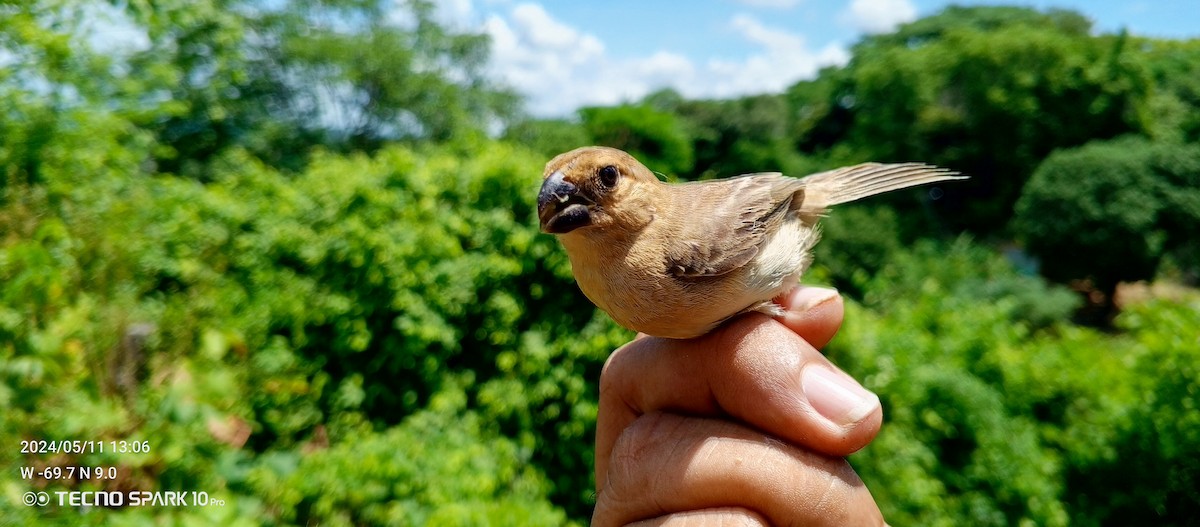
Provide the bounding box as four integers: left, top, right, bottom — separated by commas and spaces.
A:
785, 286, 839, 312
801, 365, 880, 427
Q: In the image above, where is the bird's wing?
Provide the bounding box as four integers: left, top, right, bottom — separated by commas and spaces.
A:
664, 173, 805, 278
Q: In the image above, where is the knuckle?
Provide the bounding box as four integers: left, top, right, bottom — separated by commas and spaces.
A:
606, 412, 687, 484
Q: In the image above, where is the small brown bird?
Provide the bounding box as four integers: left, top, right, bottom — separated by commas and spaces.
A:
537, 146, 963, 339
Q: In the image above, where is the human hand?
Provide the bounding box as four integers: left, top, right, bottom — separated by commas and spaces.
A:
593, 286, 885, 526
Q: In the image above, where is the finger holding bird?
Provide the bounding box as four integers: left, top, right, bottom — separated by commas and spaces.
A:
537, 146, 964, 339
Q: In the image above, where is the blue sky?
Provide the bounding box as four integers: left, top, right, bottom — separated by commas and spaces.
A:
434, 0, 1199, 116
532, 0, 1197, 60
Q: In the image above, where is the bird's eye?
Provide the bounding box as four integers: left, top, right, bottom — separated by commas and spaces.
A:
598, 165, 619, 188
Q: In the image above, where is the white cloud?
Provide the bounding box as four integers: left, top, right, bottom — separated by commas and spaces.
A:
841, 0, 917, 34
483, 3, 613, 114
731, 13, 806, 49
703, 14, 849, 98
483, 5, 847, 116
733, 0, 804, 8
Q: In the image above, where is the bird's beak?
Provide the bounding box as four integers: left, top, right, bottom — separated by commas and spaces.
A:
538, 171, 593, 234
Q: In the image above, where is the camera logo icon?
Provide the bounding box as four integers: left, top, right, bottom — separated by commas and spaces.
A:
22, 491, 50, 506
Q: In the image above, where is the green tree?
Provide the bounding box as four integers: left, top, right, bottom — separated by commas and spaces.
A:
785, 67, 857, 162
787, 6, 1152, 233
249, 382, 570, 526
502, 118, 591, 160
0, 134, 616, 523
7, 0, 518, 178
832, 239, 1199, 526
858, 5, 1092, 49
836, 240, 1078, 527
1141, 39, 1200, 143
671, 93, 813, 180
1013, 137, 1200, 323
579, 103, 694, 177
1060, 298, 1200, 525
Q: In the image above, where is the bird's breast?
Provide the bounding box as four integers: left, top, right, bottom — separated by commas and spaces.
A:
560, 219, 817, 339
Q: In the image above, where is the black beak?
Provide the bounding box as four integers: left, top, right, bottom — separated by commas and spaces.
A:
537, 171, 593, 234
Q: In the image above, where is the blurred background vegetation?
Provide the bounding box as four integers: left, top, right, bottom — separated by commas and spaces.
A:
2, 1, 1198, 525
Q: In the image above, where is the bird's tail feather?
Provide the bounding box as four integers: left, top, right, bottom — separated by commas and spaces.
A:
800, 162, 965, 209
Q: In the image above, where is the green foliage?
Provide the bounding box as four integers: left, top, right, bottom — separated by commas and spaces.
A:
524, 90, 817, 182
1016, 138, 1161, 287
669, 93, 813, 180
249, 382, 569, 527
0, 88, 611, 520
858, 5, 1093, 49
261, 0, 518, 146
790, 6, 1152, 232
579, 103, 694, 177
833, 240, 1198, 526
1061, 299, 1200, 525
859, 238, 1080, 330
811, 204, 904, 296
5, 0, 517, 178
1014, 137, 1200, 317
1141, 39, 1200, 143
502, 118, 591, 160
785, 67, 856, 159
1152, 142, 1200, 278
833, 241, 1070, 526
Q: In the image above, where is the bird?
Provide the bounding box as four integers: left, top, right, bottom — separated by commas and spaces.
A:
537, 146, 964, 339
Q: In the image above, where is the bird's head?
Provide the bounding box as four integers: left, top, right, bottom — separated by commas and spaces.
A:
537, 146, 660, 235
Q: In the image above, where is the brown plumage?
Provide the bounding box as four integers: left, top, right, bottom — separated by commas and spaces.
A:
537, 146, 964, 339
